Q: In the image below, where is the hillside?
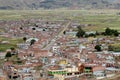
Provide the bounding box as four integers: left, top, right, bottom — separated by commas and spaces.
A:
0, 0, 120, 10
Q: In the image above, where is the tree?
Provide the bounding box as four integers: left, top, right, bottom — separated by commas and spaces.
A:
43, 29, 46, 31
84, 34, 89, 38
105, 27, 112, 35
63, 31, 66, 35
113, 30, 119, 36
89, 33, 96, 37
10, 47, 15, 51
10, 47, 17, 55
104, 27, 119, 36
95, 45, 102, 51
34, 24, 38, 27
30, 39, 36, 46
117, 12, 120, 15
32, 27, 36, 30
23, 37, 27, 42
20, 27, 23, 30
5, 51, 12, 58
76, 27, 85, 38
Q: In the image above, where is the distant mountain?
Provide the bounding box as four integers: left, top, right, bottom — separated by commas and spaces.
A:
0, 0, 120, 10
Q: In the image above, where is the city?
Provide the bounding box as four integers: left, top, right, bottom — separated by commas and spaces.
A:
0, 0, 120, 80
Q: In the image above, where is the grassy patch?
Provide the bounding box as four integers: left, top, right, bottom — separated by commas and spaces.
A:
0, 37, 23, 52
109, 43, 120, 52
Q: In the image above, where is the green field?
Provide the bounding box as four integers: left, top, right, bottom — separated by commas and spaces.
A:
0, 37, 23, 52
0, 10, 120, 32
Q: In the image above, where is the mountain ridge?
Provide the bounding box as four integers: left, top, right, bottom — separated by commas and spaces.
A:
0, 0, 120, 10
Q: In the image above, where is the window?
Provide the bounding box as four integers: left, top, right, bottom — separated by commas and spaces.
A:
75, 72, 80, 75
67, 73, 72, 75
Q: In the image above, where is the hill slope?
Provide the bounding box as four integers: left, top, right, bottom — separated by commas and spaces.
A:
0, 0, 120, 9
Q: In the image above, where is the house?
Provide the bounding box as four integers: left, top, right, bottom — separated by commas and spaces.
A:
83, 63, 96, 77
22, 74, 34, 80
65, 65, 80, 76
3, 62, 13, 70
65, 31, 77, 37
8, 70, 19, 79
34, 50, 49, 58
0, 69, 7, 80
92, 66, 106, 79
0, 52, 6, 59
40, 57, 48, 64
112, 52, 120, 56
47, 64, 80, 80
26, 38, 39, 43
52, 45, 60, 53
17, 43, 29, 49
58, 59, 67, 65
85, 31, 96, 35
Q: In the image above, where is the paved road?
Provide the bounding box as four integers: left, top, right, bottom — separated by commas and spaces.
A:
43, 21, 71, 50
